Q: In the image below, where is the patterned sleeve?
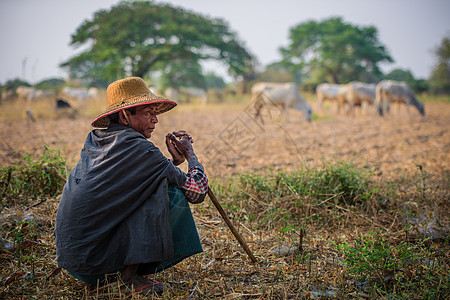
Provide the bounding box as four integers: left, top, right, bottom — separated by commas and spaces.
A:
181, 165, 208, 204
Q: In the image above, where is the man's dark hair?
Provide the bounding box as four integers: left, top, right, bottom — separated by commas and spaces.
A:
107, 107, 137, 124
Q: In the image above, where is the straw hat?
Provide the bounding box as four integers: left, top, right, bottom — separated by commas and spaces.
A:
91, 77, 177, 128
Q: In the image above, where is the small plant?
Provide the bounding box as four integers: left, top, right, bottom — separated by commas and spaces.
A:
4, 216, 41, 281
313, 161, 372, 204
9, 218, 38, 266
237, 161, 373, 205
212, 162, 382, 237
0, 145, 68, 205
334, 231, 447, 297
338, 232, 406, 281
413, 162, 431, 202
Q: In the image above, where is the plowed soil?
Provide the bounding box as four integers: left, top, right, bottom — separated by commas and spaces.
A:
1, 102, 449, 180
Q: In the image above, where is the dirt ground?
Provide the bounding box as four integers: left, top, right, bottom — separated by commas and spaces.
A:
0, 100, 449, 299
0, 101, 449, 181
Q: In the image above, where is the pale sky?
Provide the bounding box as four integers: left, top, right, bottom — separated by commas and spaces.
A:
1, 0, 449, 85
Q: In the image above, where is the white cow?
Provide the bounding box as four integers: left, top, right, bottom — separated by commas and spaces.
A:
317, 83, 347, 112
164, 87, 208, 103
317, 83, 340, 106
16, 86, 36, 102
181, 87, 208, 103
375, 80, 425, 116
346, 82, 376, 106
88, 87, 100, 98
344, 81, 376, 114
1, 89, 14, 102
61, 87, 94, 102
164, 87, 179, 101
16, 86, 54, 102
251, 82, 312, 122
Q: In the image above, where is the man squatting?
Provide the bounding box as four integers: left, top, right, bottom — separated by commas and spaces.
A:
55, 77, 209, 294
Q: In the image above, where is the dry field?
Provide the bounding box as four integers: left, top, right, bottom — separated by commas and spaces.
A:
1, 97, 449, 299
1, 99, 449, 179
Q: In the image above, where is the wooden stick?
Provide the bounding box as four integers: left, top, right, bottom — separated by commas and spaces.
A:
207, 187, 258, 263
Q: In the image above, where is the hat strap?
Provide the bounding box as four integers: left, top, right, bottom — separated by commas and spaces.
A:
122, 109, 132, 128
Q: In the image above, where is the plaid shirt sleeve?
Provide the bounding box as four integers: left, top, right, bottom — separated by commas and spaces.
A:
181, 165, 208, 204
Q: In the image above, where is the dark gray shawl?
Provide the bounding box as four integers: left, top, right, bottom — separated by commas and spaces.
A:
55, 124, 194, 275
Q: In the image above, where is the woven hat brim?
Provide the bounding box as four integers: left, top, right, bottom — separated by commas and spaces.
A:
91, 98, 177, 128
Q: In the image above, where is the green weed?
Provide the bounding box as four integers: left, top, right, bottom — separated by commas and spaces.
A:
0, 145, 68, 206
9, 218, 38, 267
239, 161, 373, 205
335, 231, 448, 298
211, 162, 382, 247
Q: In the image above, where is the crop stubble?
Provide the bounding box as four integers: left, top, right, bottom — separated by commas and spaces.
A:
0, 102, 448, 179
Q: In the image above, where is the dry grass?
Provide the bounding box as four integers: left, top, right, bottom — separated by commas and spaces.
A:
1, 159, 448, 299
0, 91, 107, 123
0, 93, 449, 299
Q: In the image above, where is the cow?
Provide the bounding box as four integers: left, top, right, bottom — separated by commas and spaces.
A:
375, 80, 425, 116
16, 86, 37, 102
316, 83, 347, 112
344, 81, 376, 114
346, 82, 376, 106
56, 98, 72, 109
16, 86, 53, 102
317, 83, 340, 106
88, 87, 99, 98
165, 87, 208, 104
61, 87, 93, 102
250, 82, 312, 122
1, 89, 14, 102
55, 98, 78, 119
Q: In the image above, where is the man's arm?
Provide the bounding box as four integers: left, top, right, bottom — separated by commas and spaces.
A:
166, 131, 208, 203
181, 165, 208, 203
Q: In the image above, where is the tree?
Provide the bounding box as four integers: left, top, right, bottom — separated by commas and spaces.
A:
1, 78, 30, 92
158, 59, 207, 91
384, 68, 415, 83
0, 78, 31, 103
204, 72, 226, 90
60, 0, 254, 87
34, 78, 66, 92
256, 62, 294, 83
384, 68, 428, 93
429, 35, 450, 94
280, 17, 393, 84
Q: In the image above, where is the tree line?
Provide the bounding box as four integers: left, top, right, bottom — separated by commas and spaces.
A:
1, 0, 449, 95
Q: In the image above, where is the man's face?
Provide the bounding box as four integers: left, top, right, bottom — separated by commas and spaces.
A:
129, 104, 158, 138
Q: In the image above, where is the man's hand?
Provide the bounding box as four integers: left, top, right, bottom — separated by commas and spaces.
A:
172, 130, 194, 143
166, 130, 197, 165
166, 133, 185, 166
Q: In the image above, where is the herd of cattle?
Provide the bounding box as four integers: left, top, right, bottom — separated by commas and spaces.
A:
10, 87, 100, 122
14, 86, 100, 103
8, 79, 424, 123
250, 80, 425, 122
315, 80, 424, 116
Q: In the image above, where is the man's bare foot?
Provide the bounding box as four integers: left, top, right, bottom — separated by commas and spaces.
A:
125, 274, 164, 294
121, 264, 164, 294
